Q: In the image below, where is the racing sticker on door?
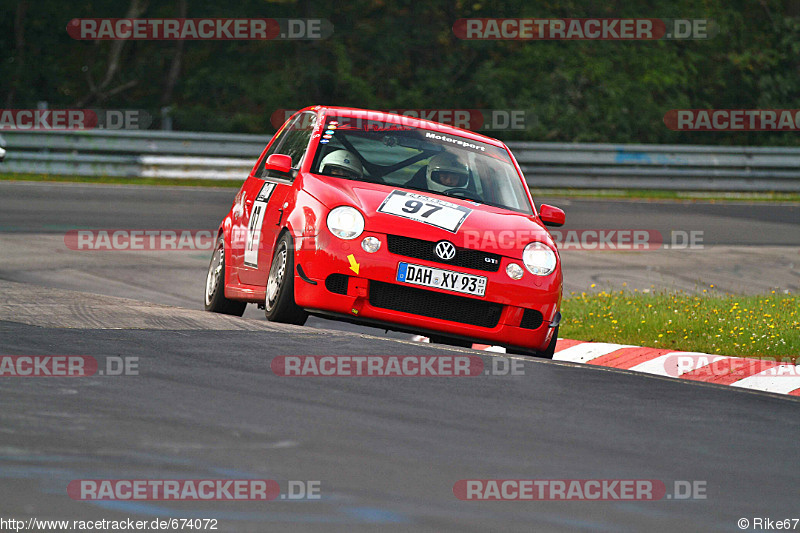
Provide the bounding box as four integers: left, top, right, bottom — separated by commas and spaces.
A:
244, 182, 277, 267
377, 190, 471, 233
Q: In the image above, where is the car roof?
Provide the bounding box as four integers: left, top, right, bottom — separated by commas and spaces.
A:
296, 105, 507, 149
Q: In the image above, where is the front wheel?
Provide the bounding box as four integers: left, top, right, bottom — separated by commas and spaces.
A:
538, 325, 558, 359
204, 236, 247, 316
507, 326, 558, 359
264, 233, 308, 325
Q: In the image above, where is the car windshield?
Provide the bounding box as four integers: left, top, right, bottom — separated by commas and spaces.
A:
309, 116, 533, 214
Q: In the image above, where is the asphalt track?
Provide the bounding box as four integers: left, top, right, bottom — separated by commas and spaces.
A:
2, 181, 798, 243
0, 181, 798, 532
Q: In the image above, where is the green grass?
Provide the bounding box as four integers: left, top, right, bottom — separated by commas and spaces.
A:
0, 173, 243, 188
561, 288, 799, 361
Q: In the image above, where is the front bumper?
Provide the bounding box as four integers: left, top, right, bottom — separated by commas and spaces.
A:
293, 231, 562, 352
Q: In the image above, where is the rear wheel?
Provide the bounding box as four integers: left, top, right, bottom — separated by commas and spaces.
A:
205, 236, 246, 316
264, 233, 308, 325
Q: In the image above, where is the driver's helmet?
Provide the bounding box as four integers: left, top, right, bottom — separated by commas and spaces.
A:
426, 152, 470, 192
320, 150, 363, 179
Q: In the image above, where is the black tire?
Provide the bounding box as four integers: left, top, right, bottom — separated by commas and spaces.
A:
507, 326, 558, 359
264, 233, 308, 325
538, 325, 559, 359
204, 235, 247, 316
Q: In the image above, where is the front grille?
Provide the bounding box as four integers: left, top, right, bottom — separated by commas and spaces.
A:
368, 281, 502, 328
520, 309, 544, 330
325, 274, 349, 295
386, 235, 501, 272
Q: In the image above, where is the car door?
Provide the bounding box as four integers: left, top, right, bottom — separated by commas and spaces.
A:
229, 121, 290, 281
238, 111, 317, 286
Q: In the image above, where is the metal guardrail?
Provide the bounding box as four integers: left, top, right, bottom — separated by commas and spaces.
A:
512, 142, 800, 191
0, 130, 264, 180
1, 130, 799, 191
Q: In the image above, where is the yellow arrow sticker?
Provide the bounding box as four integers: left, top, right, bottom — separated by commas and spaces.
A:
347, 254, 360, 275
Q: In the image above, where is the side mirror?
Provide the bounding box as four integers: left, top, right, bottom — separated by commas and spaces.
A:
264, 153, 292, 174
539, 204, 565, 227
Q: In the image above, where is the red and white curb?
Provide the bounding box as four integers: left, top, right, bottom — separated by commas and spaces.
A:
413, 336, 800, 397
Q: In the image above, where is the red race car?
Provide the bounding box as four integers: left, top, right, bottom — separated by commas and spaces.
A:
204, 106, 565, 357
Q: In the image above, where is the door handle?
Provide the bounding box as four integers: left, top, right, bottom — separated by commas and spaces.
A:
277, 202, 289, 226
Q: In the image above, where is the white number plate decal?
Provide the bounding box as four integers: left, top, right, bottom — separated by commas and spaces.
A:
377, 190, 471, 233
396, 262, 486, 297
244, 182, 276, 267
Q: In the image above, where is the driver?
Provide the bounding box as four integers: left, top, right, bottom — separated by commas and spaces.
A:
319, 150, 363, 179
426, 152, 470, 192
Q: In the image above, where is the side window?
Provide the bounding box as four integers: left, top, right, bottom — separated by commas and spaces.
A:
275, 112, 316, 170
254, 129, 289, 178
254, 112, 316, 179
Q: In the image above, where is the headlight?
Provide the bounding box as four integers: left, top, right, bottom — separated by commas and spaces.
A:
522, 242, 556, 276
327, 206, 365, 240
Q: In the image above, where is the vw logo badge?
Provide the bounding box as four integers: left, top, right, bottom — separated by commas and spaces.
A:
434, 241, 456, 261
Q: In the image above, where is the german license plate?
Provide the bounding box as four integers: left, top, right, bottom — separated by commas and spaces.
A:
396, 262, 487, 297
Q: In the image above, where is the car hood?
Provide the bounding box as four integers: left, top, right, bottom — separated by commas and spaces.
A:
301, 173, 554, 256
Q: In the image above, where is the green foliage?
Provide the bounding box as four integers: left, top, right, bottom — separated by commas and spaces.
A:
2, 0, 799, 145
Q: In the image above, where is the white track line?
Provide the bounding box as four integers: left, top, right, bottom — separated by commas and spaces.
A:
629, 352, 732, 378
552, 342, 631, 364
730, 366, 800, 395
415, 334, 799, 397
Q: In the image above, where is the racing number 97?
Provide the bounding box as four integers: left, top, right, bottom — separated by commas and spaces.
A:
402, 200, 442, 218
